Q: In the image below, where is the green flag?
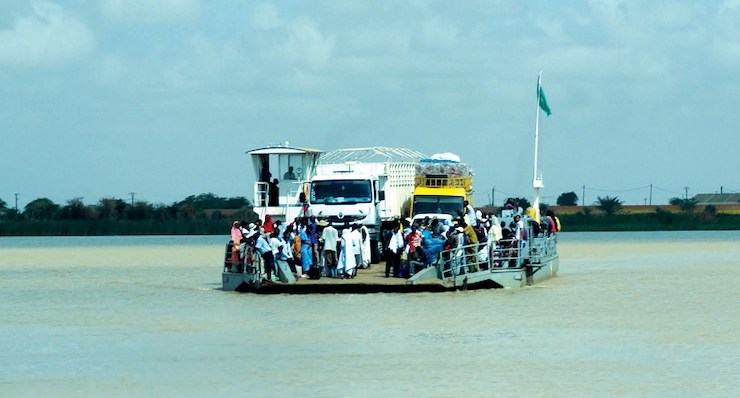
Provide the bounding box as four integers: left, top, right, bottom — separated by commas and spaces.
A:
538, 81, 551, 116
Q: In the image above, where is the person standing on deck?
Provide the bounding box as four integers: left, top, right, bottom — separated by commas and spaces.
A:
339, 228, 357, 278
404, 224, 422, 258
487, 215, 503, 262
263, 215, 274, 236
464, 201, 477, 227
292, 225, 302, 277
255, 232, 274, 281
260, 160, 271, 183
307, 215, 319, 267
320, 220, 338, 278
452, 226, 466, 274
268, 231, 281, 281
386, 224, 403, 278
298, 221, 313, 277
462, 219, 478, 247
514, 215, 525, 241
546, 210, 559, 235
268, 178, 279, 207
360, 224, 371, 268
488, 216, 503, 243
513, 214, 528, 265
259, 160, 272, 207
278, 231, 297, 277
229, 220, 242, 270
350, 224, 363, 269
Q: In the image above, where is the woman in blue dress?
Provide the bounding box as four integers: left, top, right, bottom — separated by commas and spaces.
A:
299, 224, 313, 275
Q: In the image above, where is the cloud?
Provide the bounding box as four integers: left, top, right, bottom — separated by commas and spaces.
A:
160, 35, 251, 92
249, 4, 335, 70
0, 2, 94, 68
713, 0, 740, 67
584, 0, 709, 47
250, 3, 281, 30
100, 0, 200, 23
418, 18, 459, 49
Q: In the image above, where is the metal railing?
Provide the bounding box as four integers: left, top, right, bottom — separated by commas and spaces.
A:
528, 235, 558, 263
414, 175, 472, 190
434, 235, 558, 283
224, 241, 263, 277
254, 182, 268, 208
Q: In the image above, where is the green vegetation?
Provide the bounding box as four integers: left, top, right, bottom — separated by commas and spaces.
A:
3, 192, 739, 235
595, 196, 623, 216
0, 193, 257, 236
539, 192, 740, 231
556, 204, 740, 231
556, 191, 578, 206
669, 197, 699, 212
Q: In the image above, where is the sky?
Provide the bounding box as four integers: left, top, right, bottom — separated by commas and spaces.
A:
2, 0, 739, 210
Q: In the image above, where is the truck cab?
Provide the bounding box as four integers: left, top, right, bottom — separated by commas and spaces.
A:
411, 186, 466, 224
410, 157, 474, 225
309, 173, 381, 229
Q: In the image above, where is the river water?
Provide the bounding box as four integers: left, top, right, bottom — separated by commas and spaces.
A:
0, 232, 738, 397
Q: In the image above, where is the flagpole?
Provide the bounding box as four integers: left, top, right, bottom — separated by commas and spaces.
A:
532, 71, 543, 223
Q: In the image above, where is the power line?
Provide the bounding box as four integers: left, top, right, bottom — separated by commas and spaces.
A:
585, 185, 651, 193
651, 185, 683, 195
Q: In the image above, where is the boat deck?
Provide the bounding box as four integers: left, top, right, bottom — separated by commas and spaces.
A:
251, 263, 446, 294
225, 262, 515, 294
223, 235, 559, 294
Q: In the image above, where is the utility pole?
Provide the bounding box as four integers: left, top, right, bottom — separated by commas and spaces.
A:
130, 192, 136, 206
582, 185, 585, 207
491, 186, 495, 207
683, 186, 689, 200
649, 184, 653, 206
14, 193, 19, 213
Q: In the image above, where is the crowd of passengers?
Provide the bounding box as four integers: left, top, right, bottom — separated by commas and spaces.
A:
227, 199, 560, 282
384, 200, 561, 278
228, 214, 373, 282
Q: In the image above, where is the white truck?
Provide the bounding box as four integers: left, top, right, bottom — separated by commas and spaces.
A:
309, 147, 423, 262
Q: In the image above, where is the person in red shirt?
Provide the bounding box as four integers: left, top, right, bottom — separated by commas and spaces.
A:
405, 224, 422, 256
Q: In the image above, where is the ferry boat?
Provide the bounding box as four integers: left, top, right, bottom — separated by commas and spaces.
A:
222, 225, 559, 294
221, 143, 559, 293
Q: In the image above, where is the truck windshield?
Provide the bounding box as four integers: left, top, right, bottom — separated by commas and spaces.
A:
413, 195, 464, 216
311, 180, 372, 205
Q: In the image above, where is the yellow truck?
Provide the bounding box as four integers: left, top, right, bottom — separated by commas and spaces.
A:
410, 156, 474, 224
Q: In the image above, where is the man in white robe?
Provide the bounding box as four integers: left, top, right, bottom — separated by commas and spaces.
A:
350, 224, 363, 269
320, 221, 338, 278
486, 215, 503, 267
464, 201, 477, 227
339, 228, 356, 278
360, 225, 372, 268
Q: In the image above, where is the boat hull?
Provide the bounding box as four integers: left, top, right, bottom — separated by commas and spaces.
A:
221, 255, 558, 294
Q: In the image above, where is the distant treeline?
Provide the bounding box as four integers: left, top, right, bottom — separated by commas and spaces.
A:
556, 207, 740, 231
0, 193, 258, 236
2, 193, 739, 236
